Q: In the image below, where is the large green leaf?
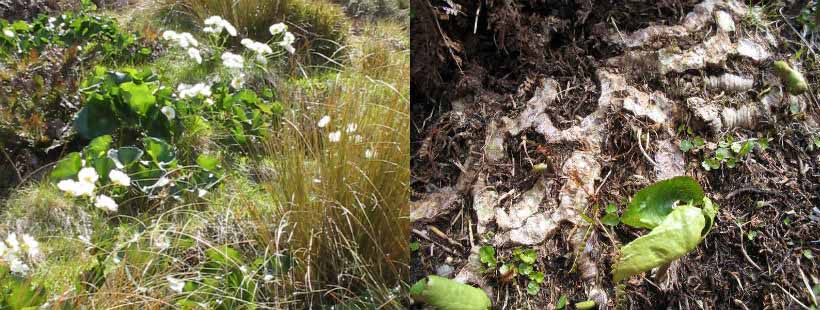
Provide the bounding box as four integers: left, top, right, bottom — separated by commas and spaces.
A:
107, 147, 143, 169
410, 275, 491, 310
196, 154, 220, 172
86, 135, 113, 158
50, 152, 82, 181
74, 94, 119, 140
120, 82, 156, 117
144, 137, 175, 164
613, 204, 709, 282
621, 176, 705, 229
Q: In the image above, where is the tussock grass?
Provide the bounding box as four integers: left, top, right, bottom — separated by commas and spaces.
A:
256, 20, 409, 307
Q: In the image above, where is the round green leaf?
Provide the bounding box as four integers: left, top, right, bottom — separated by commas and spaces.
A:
50, 152, 82, 181
613, 205, 706, 282
621, 176, 705, 229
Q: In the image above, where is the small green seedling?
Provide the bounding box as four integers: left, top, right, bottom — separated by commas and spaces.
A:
601, 203, 620, 226
479, 245, 496, 269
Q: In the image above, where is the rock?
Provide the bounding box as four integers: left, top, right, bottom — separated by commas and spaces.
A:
736, 38, 770, 62
410, 187, 459, 223
505, 79, 560, 137
436, 264, 455, 277
483, 120, 506, 162
714, 10, 736, 32
654, 139, 685, 181
659, 32, 733, 74
473, 177, 498, 235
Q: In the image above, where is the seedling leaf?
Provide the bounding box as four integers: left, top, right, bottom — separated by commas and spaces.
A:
621, 176, 705, 229
613, 205, 706, 282
410, 275, 491, 310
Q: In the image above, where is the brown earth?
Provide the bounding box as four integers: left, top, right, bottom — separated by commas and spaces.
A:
410, 0, 820, 308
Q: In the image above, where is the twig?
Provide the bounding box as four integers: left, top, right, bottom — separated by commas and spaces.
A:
774, 283, 812, 310
725, 187, 784, 200
636, 128, 658, 167
0, 144, 22, 182
779, 8, 817, 56
428, 225, 463, 249
412, 228, 461, 257
733, 221, 763, 272
426, 1, 464, 74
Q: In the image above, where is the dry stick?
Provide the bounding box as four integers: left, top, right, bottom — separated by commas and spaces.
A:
774, 283, 812, 310
412, 228, 461, 257
733, 221, 763, 272
636, 128, 658, 167
428, 225, 463, 249
0, 143, 22, 182
798, 264, 818, 306
427, 1, 463, 75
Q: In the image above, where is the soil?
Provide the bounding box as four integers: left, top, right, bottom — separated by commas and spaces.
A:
410, 0, 820, 309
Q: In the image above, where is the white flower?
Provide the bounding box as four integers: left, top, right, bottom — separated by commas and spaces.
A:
269, 23, 287, 35
167, 276, 185, 293
177, 83, 212, 99
2, 29, 13, 38
365, 149, 374, 159
345, 123, 357, 133
328, 131, 341, 142
78, 167, 99, 184
354, 135, 364, 143
241, 38, 273, 55
281, 32, 295, 46
203, 16, 237, 36
278, 32, 296, 54
152, 232, 170, 251
7, 255, 29, 275
161, 30, 198, 48
109, 170, 131, 187
221, 52, 244, 69
161, 106, 176, 120
57, 179, 95, 197
5, 233, 20, 253
230, 73, 246, 89
187, 48, 202, 64
317, 115, 330, 128
255, 54, 268, 64
94, 195, 118, 212
20, 234, 39, 259
263, 273, 274, 282
205, 98, 214, 106
197, 189, 208, 198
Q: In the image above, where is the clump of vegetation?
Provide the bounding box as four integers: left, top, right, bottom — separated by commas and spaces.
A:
167, 0, 349, 66
0, 0, 407, 308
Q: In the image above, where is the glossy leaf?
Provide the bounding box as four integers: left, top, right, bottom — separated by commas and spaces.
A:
144, 137, 175, 164
410, 275, 491, 310
120, 82, 156, 117
621, 176, 705, 229
613, 204, 714, 282
50, 152, 82, 181
108, 147, 143, 168
75, 94, 119, 139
